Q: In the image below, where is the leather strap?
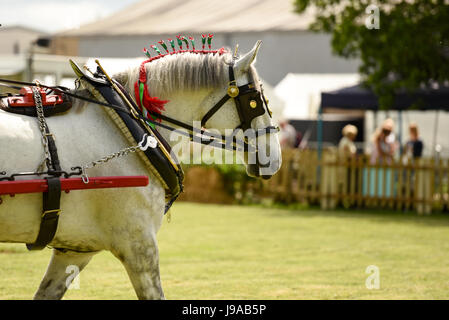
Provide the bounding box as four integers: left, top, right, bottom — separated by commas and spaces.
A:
44, 124, 62, 174
201, 83, 254, 128
201, 95, 231, 127
228, 62, 235, 83
26, 87, 62, 251
201, 63, 235, 127
26, 177, 61, 250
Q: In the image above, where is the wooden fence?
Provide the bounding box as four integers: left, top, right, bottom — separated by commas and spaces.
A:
264, 149, 449, 214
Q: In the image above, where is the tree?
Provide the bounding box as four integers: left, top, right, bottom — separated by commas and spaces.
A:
294, 0, 449, 108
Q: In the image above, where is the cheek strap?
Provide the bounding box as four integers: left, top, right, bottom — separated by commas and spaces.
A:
200, 95, 231, 127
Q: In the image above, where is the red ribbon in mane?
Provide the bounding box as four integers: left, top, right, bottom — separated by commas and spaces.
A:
134, 60, 169, 119
134, 45, 228, 118
134, 81, 168, 119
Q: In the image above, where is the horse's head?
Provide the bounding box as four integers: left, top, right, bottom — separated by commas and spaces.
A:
119, 39, 282, 179
201, 41, 282, 179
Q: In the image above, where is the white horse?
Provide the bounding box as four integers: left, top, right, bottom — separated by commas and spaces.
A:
0, 41, 281, 299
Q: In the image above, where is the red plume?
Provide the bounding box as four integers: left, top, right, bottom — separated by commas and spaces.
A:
134, 81, 169, 120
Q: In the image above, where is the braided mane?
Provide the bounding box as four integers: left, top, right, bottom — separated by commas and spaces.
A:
122, 35, 233, 122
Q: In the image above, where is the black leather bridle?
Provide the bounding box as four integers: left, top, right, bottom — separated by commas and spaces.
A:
145, 58, 279, 153
0, 59, 279, 154
201, 60, 275, 131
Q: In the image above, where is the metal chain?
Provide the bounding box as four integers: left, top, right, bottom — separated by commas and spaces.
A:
32, 85, 52, 170
81, 134, 157, 183
30, 82, 157, 184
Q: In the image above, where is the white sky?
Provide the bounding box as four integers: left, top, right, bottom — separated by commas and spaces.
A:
0, 0, 140, 34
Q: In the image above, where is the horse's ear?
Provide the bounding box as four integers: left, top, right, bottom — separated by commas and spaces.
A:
234, 40, 262, 73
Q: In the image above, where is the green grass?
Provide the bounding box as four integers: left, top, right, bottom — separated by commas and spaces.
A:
1, 202, 449, 299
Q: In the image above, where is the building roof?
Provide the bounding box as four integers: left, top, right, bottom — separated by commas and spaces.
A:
0, 25, 47, 55
0, 25, 47, 35
59, 0, 314, 37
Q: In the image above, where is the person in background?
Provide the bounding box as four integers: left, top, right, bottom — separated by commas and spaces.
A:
370, 118, 397, 165
404, 123, 423, 159
338, 124, 358, 160
294, 131, 303, 148
337, 124, 358, 198
364, 118, 397, 197
279, 119, 297, 148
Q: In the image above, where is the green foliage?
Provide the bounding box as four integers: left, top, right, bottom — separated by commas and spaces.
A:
183, 162, 261, 203
295, 0, 449, 109
213, 163, 252, 194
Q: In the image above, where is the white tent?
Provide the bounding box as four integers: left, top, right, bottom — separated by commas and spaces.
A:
274, 73, 360, 120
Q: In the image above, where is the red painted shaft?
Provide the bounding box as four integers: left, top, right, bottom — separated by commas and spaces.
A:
0, 176, 149, 195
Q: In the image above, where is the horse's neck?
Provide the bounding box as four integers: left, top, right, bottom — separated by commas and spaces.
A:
155, 89, 210, 144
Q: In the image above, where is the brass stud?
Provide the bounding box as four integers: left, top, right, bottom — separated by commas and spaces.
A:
227, 85, 239, 98
250, 100, 257, 108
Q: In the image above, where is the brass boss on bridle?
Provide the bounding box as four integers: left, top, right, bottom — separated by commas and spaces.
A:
201, 57, 277, 134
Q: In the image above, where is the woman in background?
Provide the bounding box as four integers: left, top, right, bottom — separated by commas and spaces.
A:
370, 118, 397, 165
338, 124, 358, 160
365, 118, 397, 197
338, 125, 358, 198
404, 123, 424, 160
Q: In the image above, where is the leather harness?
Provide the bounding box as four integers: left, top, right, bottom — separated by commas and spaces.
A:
0, 54, 278, 251
71, 60, 184, 203
138, 58, 278, 152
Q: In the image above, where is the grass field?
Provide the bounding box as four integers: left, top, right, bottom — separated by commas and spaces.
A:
1, 202, 449, 300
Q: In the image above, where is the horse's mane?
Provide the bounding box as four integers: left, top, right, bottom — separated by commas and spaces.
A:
118, 51, 234, 99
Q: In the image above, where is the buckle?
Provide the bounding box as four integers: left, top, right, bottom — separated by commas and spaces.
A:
42, 209, 61, 218
44, 133, 55, 141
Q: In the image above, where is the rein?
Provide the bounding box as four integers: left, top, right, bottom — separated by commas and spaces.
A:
0, 78, 264, 153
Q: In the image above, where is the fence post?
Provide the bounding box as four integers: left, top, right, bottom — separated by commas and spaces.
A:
415, 158, 428, 215
416, 158, 432, 215
320, 152, 337, 210
282, 150, 292, 203
320, 152, 330, 209
320, 152, 329, 210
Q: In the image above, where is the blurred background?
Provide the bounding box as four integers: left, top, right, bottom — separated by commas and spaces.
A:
3, 0, 448, 159
1, 0, 449, 300
1, 0, 449, 210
